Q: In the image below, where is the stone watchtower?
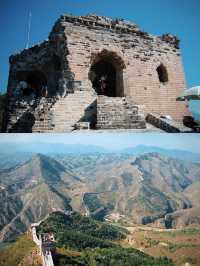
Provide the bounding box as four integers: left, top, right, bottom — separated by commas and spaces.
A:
5, 14, 188, 132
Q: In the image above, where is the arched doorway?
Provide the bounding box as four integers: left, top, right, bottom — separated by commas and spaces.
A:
16, 70, 47, 97
26, 71, 47, 96
89, 50, 125, 97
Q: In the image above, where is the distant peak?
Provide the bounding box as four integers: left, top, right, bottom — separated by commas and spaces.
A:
31, 153, 51, 161
138, 152, 167, 159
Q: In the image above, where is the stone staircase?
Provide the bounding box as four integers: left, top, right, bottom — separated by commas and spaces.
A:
96, 96, 146, 129
50, 90, 97, 132
7, 97, 56, 133
32, 98, 56, 133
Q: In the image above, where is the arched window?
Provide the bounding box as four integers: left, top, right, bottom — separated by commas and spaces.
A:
157, 64, 168, 83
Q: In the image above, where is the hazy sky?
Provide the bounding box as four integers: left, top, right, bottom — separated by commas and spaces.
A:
0, 133, 200, 153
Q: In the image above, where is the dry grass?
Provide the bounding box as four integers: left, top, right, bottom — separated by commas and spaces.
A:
0, 232, 42, 266
124, 226, 200, 266
56, 247, 81, 257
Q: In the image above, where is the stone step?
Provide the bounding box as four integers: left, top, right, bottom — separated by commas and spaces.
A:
97, 96, 146, 130
49, 90, 96, 132
37, 92, 147, 132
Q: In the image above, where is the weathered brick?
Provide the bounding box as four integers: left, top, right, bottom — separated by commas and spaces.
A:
5, 14, 189, 132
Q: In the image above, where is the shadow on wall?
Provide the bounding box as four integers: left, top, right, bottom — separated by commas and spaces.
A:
0, 93, 7, 132
6, 43, 78, 133
78, 99, 97, 129
8, 112, 35, 133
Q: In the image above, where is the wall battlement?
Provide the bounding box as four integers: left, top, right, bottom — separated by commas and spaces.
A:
11, 14, 180, 60
53, 14, 179, 48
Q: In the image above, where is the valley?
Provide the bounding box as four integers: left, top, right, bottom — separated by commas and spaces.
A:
0, 149, 200, 265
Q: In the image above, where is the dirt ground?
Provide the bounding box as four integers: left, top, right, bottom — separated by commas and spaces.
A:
123, 226, 200, 266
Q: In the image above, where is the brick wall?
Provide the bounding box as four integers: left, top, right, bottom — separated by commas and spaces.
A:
5, 14, 189, 132
61, 14, 189, 121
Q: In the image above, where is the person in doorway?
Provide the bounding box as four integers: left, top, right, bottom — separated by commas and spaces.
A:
41, 85, 48, 97
99, 75, 107, 95
18, 81, 28, 96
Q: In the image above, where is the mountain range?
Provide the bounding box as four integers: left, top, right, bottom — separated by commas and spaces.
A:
0, 144, 200, 170
0, 151, 200, 242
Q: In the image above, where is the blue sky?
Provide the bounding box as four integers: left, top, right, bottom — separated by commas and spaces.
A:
0, 133, 200, 153
0, 0, 200, 92
0, 0, 200, 117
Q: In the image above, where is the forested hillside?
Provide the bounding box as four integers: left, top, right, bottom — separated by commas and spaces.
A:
38, 211, 173, 266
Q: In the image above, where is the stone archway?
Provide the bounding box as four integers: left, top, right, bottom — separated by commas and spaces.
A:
89, 50, 125, 97
16, 70, 47, 97
26, 71, 47, 96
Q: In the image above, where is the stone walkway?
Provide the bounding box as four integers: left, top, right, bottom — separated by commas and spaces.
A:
71, 123, 164, 133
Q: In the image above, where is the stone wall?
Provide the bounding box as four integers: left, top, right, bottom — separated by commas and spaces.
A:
97, 96, 145, 129
5, 24, 75, 132
146, 113, 192, 133
5, 13, 189, 132
58, 14, 188, 121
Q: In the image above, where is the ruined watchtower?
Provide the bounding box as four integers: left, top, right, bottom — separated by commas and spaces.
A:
5, 14, 188, 132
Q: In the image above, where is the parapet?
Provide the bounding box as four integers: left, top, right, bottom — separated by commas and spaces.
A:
10, 13, 181, 61
50, 13, 180, 48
